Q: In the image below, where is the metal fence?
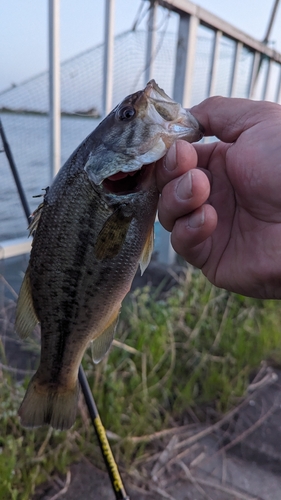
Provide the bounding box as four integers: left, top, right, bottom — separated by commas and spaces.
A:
1, 0, 281, 264
158, 0, 281, 107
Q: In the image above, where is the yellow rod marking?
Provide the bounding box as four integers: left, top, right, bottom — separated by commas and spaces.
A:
94, 416, 124, 492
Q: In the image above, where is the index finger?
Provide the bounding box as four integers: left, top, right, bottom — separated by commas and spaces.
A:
156, 140, 198, 193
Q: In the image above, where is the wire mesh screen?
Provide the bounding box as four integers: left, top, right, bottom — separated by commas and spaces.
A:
0, 30, 178, 243
0, 30, 177, 117
235, 47, 254, 98
190, 26, 214, 104
0, 28, 280, 244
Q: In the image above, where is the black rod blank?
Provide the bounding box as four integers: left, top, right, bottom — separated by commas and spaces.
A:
0, 119, 31, 222
78, 366, 130, 500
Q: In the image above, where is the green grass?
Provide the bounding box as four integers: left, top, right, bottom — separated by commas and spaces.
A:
1, 266, 281, 497
0, 376, 79, 500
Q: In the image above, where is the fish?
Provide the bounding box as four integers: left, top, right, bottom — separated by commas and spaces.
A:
15, 79, 203, 430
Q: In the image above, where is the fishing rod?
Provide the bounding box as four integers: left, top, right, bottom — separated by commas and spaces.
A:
0, 118, 130, 500
78, 366, 130, 500
0, 120, 31, 220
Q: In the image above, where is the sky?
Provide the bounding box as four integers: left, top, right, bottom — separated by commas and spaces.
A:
1, 0, 281, 93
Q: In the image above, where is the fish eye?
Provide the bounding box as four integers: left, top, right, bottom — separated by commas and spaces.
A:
118, 106, 136, 121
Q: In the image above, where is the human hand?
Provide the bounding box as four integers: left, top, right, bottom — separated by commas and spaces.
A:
156, 97, 281, 299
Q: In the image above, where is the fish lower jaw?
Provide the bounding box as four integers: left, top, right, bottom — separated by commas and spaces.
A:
102, 163, 155, 195
107, 170, 138, 181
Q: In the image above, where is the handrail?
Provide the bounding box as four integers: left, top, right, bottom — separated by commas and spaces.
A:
158, 0, 281, 63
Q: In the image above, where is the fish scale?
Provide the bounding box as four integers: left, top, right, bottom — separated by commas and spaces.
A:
15, 79, 203, 429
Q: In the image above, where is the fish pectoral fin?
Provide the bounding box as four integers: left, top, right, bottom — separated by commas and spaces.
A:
94, 207, 133, 260
15, 267, 39, 339
91, 310, 120, 364
139, 225, 154, 276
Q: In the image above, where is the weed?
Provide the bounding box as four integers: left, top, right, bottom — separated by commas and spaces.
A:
1, 266, 281, 496
0, 374, 80, 499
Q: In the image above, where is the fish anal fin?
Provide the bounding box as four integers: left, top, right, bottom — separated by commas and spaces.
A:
139, 225, 154, 276
15, 268, 39, 339
18, 373, 79, 430
94, 208, 133, 260
91, 309, 120, 364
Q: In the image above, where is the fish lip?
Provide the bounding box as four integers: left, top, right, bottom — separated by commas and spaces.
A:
183, 109, 205, 138
144, 81, 204, 142
167, 122, 203, 142
168, 109, 204, 142
144, 79, 175, 103
86, 81, 204, 186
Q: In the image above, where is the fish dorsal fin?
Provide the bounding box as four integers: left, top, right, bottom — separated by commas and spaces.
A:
94, 207, 133, 260
28, 200, 45, 237
91, 309, 120, 364
15, 268, 39, 339
139, 225, 154, 276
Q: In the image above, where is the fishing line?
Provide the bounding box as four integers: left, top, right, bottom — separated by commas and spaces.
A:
131, 2, 172, 91
131, 0, 149, 31
0, 118, 130, 500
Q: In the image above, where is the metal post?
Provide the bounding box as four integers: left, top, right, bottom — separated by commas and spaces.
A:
262, 58, 271, 100
248, 51, 261, 98
229, 41, 242, 97
157, 228, 177, 265
160, 11, 199, 266
103, 0, 115, 116
145, 0, 158, 84
207, 30, 222, 97
173, 13, 199, 108
275, 64, 281, 103
49, 0, 61, 180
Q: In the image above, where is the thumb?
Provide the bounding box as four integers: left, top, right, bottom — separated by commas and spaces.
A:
190, 96, 276, 143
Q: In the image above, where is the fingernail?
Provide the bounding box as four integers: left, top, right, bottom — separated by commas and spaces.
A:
187, 208, 205, 228
177, 171, 193, 199
165, 142, 177, 171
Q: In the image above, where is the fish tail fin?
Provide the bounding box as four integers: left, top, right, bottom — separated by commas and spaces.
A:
18, 372, 79, 430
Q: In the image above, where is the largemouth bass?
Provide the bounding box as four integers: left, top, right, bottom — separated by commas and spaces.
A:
15, 80, 203, 430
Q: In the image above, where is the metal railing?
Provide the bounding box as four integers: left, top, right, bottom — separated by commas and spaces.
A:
156, 0, 281, 107
146, 0, 281, 264
1, 0, 281, 263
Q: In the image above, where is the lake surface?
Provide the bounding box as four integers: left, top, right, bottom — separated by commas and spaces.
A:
0, 112, 100, 241
0, 112, 162, 256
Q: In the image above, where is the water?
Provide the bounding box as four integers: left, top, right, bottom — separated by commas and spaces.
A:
0, 112, 163, 256
0, 112, 100, 241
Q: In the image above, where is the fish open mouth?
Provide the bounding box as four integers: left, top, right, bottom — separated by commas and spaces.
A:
102, 165, 150, 195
